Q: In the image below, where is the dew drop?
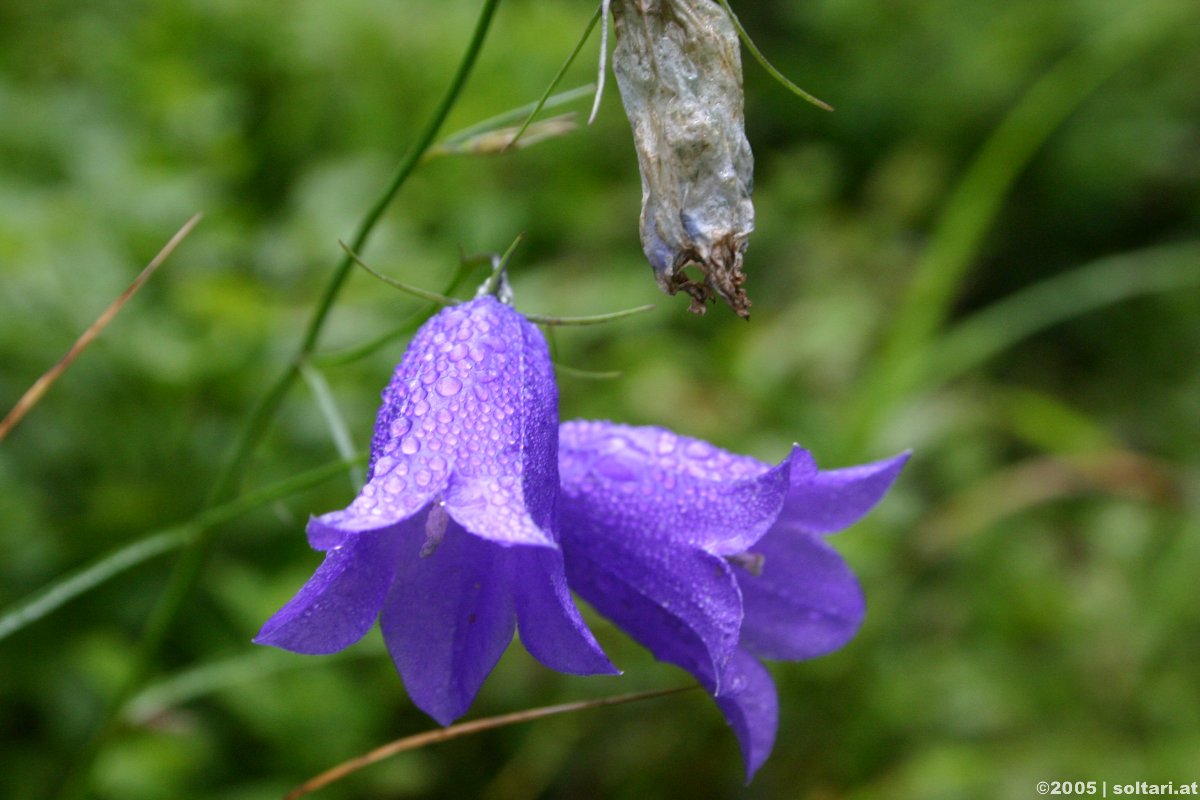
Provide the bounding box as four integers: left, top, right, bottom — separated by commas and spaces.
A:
436, 376, 462, 397
449, 343, 469, 362
391, 418, 412, 438
415, 469, 432, 487
400, 437, 420, 455
595, 455, 639, 482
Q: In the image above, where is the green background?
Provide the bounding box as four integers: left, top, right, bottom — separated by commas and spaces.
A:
2, 0, 1198, 797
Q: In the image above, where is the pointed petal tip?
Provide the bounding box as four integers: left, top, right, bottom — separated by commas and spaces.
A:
443, 496, 558, 549
779, 447, 911, 536
714, 650, 778, 783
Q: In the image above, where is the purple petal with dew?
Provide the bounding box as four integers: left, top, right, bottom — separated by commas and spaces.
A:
559, 421, 794, 555
776, 451, 911, 536
560, 499, 742, 692
361, 295, 561, 549
715, 648, 779, 782
379, 513, 516, 726
255, 525, 406, 655
736, 528, 866, 661
507, 545, 617, 676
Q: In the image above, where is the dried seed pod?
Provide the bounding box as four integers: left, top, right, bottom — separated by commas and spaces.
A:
611, 0, 755, 317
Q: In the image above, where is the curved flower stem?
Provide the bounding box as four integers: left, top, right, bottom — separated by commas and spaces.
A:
53, 3, 503, 797
527, 305, 655, 326
311, 255, 485, 368
342, 241, 463, 306
286, 685, 699, 800
346, 240, 657, 326
714, 0, 833, 111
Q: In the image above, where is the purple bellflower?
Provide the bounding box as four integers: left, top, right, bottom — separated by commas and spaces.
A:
557, 420, 908, 779
256, 297, 616, 725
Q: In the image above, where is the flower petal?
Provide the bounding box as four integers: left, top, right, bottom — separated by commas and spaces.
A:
379, 512, 517, 726
776, 451, 910, 536
559, 420, 793, 555
313, 298, 562, 550
560, 499, 742, 692
506, 546, 617, 676
736, 528, 865, 661
714, 649, 779, 782
417, 297, 558, 548
254, 526, 406, 654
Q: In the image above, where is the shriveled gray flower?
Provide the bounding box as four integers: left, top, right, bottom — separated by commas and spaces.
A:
610, 0, 755, 317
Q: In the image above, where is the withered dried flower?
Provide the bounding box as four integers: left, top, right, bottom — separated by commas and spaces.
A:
610, 0, 755, 317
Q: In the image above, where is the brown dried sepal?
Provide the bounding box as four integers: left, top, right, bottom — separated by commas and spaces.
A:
665, 235, 752, 318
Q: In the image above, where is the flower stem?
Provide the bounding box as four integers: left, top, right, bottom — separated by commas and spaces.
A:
52, 3, 504, 797
286, 685, 698, 799
714, 0, 833, 111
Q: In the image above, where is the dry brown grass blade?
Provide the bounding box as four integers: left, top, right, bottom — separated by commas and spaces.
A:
285, 685, 697, 800
0, 213, 202, 441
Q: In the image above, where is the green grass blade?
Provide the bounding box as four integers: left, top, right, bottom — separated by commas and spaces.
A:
300, 362, 364, 489
845, 0, 1198, 451
0, 456, 361, 645
929, 241, 1200, 386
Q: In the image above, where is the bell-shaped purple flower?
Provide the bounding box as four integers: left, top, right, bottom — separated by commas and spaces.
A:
557, 420, 908, 779
256, 298, 616, 725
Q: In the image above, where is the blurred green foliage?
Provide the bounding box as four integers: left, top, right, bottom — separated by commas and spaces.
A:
2, 0, 1199, 798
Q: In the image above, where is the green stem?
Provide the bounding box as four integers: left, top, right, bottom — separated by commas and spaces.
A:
54, 2, 503, 796
0, 457, 361, 645
715, 0, 833, 111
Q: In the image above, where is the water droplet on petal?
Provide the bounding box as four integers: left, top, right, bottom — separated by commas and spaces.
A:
415, 469, 432, 487
595, 455, 640, 482
436, 376, 462, 397
400, 437, 420, 455
391, 418, 412, 438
